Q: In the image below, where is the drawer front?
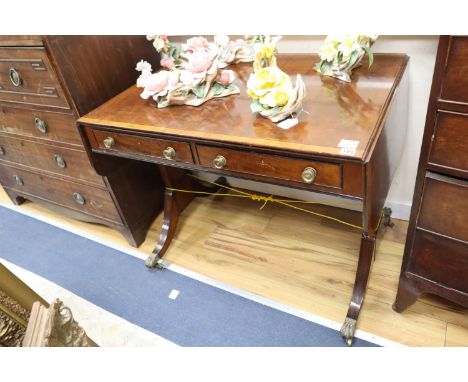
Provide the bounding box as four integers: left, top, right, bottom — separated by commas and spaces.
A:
0, 164, 121, 223
0, 105, 82, 146
409, 229, 468, 293
428, 111, 468, 177
0, 134, 104, 186
91, 129, 194, 164
440, 37, 468, 104
197, 145, 342, 189
418, 173, 468, 243
0, 47, 70, 109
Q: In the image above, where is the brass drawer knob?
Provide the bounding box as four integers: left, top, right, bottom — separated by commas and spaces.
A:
13, 175, 24, 186
163, 146, 176, 160
9, 67, 22, 87
53, 154, 66, 169
103, 137, 115, 149
213, 155, 227, 169
302, 167, 317, 184
73, 192, 85, 205
0, 146, 5, 156
34, 117, 47, 134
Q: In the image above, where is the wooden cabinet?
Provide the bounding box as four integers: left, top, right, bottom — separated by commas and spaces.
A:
0, 36, 164, 246
394, 36, 468, 311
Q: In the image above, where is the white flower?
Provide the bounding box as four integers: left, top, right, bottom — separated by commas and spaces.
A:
319, 42, 338, 62
136, 60, 152, 72
214, 35, 230, 48
337, 35, 361, 57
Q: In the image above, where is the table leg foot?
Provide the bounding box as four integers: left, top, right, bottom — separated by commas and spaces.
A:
145, 255, 165, 269
342, 235, 375, 346
340, 317, 357, 347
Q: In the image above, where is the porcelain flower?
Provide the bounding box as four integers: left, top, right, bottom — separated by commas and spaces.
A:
337, 35, 361, 58
219, 70, 235, 86
260, 87, 290, 107
319, 42, 338, 63
140, 71, 171, 99
247, 66, 292, 99
188, 50, 214, 73
136, 60, 152, 72
185, 36, 210, 52
152, 35, 168, 52
160, 57, 175, 69
214, 35, 230, 48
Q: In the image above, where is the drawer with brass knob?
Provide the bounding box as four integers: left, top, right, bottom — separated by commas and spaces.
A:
0, 134, 104, 186
197, 145, 344, 191
0, 47, 69, 109
89, 129, 194, 164
0, 163, 121, 223
0, 106, 82, 146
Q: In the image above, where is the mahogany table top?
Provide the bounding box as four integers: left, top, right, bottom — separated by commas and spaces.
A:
79, 53, 408, 161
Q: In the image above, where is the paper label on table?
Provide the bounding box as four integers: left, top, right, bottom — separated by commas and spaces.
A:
338, 139, 359, 156
277, 118, 299, 130
168, 289, 180, 300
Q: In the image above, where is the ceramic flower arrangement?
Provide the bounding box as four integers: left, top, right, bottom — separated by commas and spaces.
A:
316, 35, 378, 82
246, 36, 306, 126
136, 35, 241, 108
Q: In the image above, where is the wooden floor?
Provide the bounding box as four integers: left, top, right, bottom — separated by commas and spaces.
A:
1, 186, 467, 346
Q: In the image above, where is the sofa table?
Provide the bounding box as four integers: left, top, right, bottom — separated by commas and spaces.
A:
78, 53, 409, 345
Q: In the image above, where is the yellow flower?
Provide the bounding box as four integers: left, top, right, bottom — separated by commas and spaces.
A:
260, 87, 290, 108
247, 66, 292, 99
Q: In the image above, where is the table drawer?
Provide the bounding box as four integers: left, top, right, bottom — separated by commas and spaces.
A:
409, 229, 468, 293
0, 105, 81, 146
91, 129, 194, 164
0, 163, 121, 223
0, 134, 104, 186
428, 111, 468, 177
418, 172, 468, 243
197, 145, 342, 189
0, 47, 69, 109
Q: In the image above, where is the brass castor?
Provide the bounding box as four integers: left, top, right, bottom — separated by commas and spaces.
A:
145, 255, 165, 269
383, 207, 395, 228
340, 317, 357, 347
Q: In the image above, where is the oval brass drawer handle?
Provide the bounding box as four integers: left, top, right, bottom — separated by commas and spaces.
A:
302, 167, 317, 184
53, 154, 66, 169
9, 67, 22, 87
34, 117, 48, 134
0, 146, 5, 156
163, 146, 176, 160
73, 192, 85, 205
213, 155, 227, 169
103, 137, 115, 149
13, 175, 24, 186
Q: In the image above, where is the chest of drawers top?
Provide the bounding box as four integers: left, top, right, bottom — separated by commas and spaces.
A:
80, 54, 408, 162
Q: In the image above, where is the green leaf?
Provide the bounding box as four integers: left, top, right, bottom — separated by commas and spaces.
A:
172, 47, 181, 59
364, 46, 374, 68
227, 83, 238, 92
192, 86, 205, 99
250, 99, 264, 113
212, 82, 224, 96
348, 50, 359, 67
319, 60, 331, 74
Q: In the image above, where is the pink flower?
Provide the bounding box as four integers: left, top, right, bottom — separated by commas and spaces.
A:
185, 36, 209, 52
219, 70, 235, 86
160, 57, 175, 69
140, 71, 170, 99
188, 50, 213, 73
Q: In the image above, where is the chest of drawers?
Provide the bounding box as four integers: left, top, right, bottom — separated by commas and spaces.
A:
0, 36, 164, 246
393, 36, 468, 311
